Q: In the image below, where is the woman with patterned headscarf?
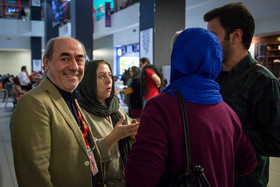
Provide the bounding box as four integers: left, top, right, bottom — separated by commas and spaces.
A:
78, 60, 139, 187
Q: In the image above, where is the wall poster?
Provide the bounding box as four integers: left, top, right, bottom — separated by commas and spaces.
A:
140, 28, 153, 64
32, 59, 42, 72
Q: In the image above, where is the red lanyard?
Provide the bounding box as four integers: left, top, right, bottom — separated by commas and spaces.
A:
74, 100, 90, 149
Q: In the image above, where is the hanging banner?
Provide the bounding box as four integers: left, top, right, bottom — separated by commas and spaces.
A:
105, 2, 111, 27
2, 0, 5, 18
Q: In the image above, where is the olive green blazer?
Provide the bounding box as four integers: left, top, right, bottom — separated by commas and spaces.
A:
10, 78, 101, 187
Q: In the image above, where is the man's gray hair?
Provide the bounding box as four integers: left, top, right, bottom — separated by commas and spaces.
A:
44, 37, 86, 60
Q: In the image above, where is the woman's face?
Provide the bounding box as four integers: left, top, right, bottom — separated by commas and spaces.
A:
129, 69, 134, 77
96, 63, 112, 105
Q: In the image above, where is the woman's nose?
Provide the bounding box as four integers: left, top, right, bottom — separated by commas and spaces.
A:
105, 75, 112, 84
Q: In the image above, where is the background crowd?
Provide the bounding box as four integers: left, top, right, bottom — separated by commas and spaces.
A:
0, 68, 43, 107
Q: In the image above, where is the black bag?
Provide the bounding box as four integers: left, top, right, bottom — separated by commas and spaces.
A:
169, 89, 211, 187
140, 64, 168, 96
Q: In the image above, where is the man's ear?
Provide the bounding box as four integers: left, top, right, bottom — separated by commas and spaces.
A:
231, 28, 243, 44
43, 56, 49, 72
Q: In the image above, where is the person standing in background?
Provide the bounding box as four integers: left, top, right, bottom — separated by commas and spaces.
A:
10, 37, 100, 187
140, 57, 161, 107
123, 68, 133, 116
2, 74, 14, 86
12, 76, 26, 103
204, 2, 280, 186
2, 74, 14, 101
17, 65, 32, 91
123, 66, 143, 121
28, 71, 43, 87
18, 8, 27, 20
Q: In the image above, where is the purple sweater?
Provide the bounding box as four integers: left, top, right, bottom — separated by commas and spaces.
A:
125, 93, 257, 187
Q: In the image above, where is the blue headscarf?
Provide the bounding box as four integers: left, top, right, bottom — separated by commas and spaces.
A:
162, 28, 223, 104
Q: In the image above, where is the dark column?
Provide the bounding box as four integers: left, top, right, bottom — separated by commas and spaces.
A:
140, 0, 155, 31
71, 0, 93, 60
30, 4, 41, 20
44, 0, 58, 46
139, 0, 155, 64
30, 4, 42, 72
139, 0, 185, 68
154, 0, 185, 68
31, 37, 42, 72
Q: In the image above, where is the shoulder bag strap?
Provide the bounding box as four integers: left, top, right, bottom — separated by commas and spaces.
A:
222, 63, 259, 99
170, 89, 191, 168
170, 89, 211, 187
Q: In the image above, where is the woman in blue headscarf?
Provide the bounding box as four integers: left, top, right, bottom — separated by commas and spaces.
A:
125, 28, 257, 187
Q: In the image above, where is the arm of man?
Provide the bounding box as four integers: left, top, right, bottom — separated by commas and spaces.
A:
10, 94, 53, 186
233, 116, 257, 177
146, 68, 161, 88
246, 78, 280, 156
151, 74, 161, 88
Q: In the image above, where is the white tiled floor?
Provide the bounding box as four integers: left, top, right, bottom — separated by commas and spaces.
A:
0, 100, 280, 187
0, 102, 18, 187
268, 157, 280, 187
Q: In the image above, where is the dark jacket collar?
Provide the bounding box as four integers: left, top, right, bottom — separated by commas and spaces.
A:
46, 77, 78, 101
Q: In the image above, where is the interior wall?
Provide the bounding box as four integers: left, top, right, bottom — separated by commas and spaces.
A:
113, 25, 139, 46
0, 50, 32, 76
94, 3, 139, 40
0, 36, 31, 50
185, 0, 280, 35
93, 34, 114, 67
0, 36, 45, 50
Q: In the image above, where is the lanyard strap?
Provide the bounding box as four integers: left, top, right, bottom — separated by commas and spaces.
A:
74, 100, 90, 149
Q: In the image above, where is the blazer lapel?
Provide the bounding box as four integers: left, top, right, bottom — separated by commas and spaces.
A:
41, 78, 88, 155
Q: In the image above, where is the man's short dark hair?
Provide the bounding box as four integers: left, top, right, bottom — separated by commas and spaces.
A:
21, 66, 26, 71
203, 2, 255, 50
140, 57, 150, 65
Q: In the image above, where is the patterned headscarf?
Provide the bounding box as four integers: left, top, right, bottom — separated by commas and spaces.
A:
78, 60, 130, 168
